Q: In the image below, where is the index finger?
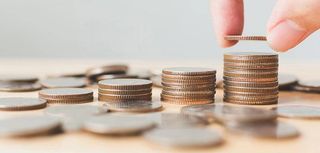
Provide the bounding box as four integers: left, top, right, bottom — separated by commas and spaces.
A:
210, 0, 244, 47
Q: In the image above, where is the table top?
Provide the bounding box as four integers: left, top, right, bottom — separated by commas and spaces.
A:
0, 58, 319, 153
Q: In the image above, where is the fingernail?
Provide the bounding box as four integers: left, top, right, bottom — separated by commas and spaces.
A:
267, 20, 307, 52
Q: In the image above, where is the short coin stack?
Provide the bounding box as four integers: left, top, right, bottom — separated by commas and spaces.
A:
39, 88, 94, 104
98, 79, 153, 102
161, 67, 216, 105
223, 52, 279, 105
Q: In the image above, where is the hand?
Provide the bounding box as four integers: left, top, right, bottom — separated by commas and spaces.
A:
210, 0, 320, 52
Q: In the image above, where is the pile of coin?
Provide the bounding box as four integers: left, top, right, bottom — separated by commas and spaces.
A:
223, 52, 279, 105
39, 88, 94, 104
98, 79, 153, 102
161, 67, 216, 105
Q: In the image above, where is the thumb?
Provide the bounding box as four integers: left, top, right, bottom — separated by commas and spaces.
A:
267, 0, 320, 52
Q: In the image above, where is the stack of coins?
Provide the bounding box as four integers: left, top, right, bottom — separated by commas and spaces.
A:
223, 52, 278, 105
98, 79, 152, 102
161, 67, 216, 105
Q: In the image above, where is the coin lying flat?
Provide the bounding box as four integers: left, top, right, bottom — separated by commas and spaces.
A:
40, 77, 87, 88
0, 97, 47, 111
278, 74, 298, 90
45, 105, 108, 131
83, 115, 156, 135
225, 121, 299, 139
0, 74, 39, 83
224, 52, 278, 60
181, 104, 276, 123
0, 116, 61, 137
273, 105, 320, 119
98, 88, 152, 95
144, 128, 223, 148
86, 64, 128, 81
98, 79, 152, 90
96, 74, 138, 81
39, 88, 93, 99
293, 80, 320, 93
225, 35, 267, 41
162, 67, 216, 76
103, 100, 163, 113
0, 82, 42, 92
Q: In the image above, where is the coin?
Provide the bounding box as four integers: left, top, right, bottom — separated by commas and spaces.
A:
162, 78, 216, 85
273, 105, 320, 119
162, 73, 215, 80
224, 52, 278, 60
144, 128, 223, 148
162, 84, 215, 91
181, 104, 276, 123
96, 74, 138, 81
40, 77, 87, 88
225, 121, 299, 139
144, 113, 209, 128
44, 97, 94, 104
223, 80, 278, 88
0, 116, 61, 137
223, 76, 278, 82
45, 105, 108, 131
292, 85, 320, 93
161, 93, 214, 100
86, 64, 128, 81
0, 74, 39, 83
0, 82, 42, 92
223, 98, 278, 105
224, 35, 267, 41
98, 79, 152, 90
150, 75, 162, 88
0, 97, 47, 111
47, 72, 86, 78
278, 74, 298, 90
98, 93, 152, 101
98, 88, 152, 95
83, 115, 156, 135
39, 88, 93, 99
224, 86, 278, 93
162, 67, 216, 76
161, 98, 214, 105
103, 100, 163, 113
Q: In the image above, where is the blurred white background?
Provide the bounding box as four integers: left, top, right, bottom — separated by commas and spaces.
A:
0, 0, 318, 60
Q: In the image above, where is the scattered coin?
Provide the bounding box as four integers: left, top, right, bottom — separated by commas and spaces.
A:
40, 77, 87, 88
39, 88, 93, 104
144, 128, 223, 148
0, 97, 47, 111
0, 82, 42, 92
225, 35, 267, 41
47, 72, 86, 78
86, 64, 129, 83
83, 115, 156, 135
103, 100, 163, 113
181, 104, 276, 123
96, 74, 138, 82
0, 116, 61, 137
0, 74, 39, 83
278, 74, 298, 90
225, 121, 299, 139
273, 105, 320, 119
45, 105, 109, 131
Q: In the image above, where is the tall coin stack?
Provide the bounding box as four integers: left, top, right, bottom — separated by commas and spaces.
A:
98, 79, 152, 102
161, 67, 216, 105
223, 52, 279, 105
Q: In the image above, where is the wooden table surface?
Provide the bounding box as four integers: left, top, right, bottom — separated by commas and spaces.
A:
0, 58, 319, 153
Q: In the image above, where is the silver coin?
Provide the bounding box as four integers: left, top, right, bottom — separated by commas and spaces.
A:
273, 105, 320, 119
40, 77, 87, 88
0, 74, 38, 83
144, 128, 223, 148
0, 97, 47, 111
0, 82, 42, 92
0, 115, 61, 137
278, 74, 298, 90
225, 121, 299, 139
39, 88, 93, 99
45, 105, 108, 131
162, 67, 216, 76
103, 100, 163, 113
98, 79, 152, 90
181, 104, 276, 123
83, 115, 156, 135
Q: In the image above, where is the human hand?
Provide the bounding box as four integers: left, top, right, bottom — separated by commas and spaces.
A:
210, 0, 320, 51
